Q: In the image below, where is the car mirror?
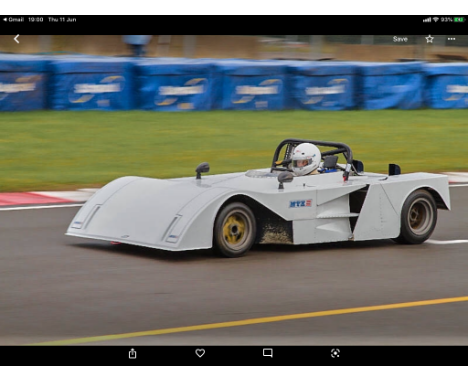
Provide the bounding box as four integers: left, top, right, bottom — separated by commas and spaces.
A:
196, 162, 210, 179
278, 171, 293, 189
389, 164, 401, 176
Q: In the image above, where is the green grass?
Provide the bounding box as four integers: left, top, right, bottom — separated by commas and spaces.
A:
0, 110, 467, 192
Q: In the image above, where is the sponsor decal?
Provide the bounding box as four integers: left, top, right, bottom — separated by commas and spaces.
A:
232, 78, 282, 107
444, 83, 468, 103
74, 83, 120, 93
69, 75, 125, 104
235, 84, 279, 95
447, 85, 468, 93
302, 78, 347, 105
0, 83, 36, 93
155, 78, 207, 108
305, 84, 345, 95
0, 75, 41, 101
289, 199, 312, 208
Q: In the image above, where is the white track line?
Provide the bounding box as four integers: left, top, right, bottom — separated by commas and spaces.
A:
0, 203, 84, 211
426, 240, 468, 245
449, 184, 468, 187
444, 172, 468, 176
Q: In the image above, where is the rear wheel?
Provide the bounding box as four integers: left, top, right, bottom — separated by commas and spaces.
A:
213, 202, 256, 258
392, 189, 437, 244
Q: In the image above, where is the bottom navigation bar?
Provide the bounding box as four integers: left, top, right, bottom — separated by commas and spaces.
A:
2, 346, 465, 366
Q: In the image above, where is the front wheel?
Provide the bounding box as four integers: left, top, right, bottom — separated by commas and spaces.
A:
213, 202, 256, 258
392, 189, 437, 244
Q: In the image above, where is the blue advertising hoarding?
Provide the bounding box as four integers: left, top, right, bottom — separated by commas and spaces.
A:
217, 60, 287, 110
0, 54, 48, 111
134, 58, 215, 111
359, 62, 424, 110
48, 57, 135, 110
2, 55, 468, 113
287, 62, 359, 110
424, 64, 468, 109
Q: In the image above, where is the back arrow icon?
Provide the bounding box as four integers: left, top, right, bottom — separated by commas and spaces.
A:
14, 35, 19, 44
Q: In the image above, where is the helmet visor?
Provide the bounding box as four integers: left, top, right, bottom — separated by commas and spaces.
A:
292, 158, 312, 168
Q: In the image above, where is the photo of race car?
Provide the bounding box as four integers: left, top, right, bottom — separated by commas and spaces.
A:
66, 139, 450, 258
3, 27, 468, 360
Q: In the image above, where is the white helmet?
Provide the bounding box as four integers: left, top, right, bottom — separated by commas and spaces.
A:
291, 143, 321, 176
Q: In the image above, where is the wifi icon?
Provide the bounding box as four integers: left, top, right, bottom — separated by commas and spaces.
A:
433, 17, 439, 22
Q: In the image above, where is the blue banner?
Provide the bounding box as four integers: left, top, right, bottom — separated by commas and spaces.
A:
218, 61, 287, 110
424, 64, 468, 109
48, 57, 134, 110
135, 59, 214, 111
359, 62, 424, 110
287, 62, 358, 110
0, 55, 48, 111
3, 55, 468, 112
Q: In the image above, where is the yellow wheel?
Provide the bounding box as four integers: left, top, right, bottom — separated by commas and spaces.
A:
213, 202, 256, 257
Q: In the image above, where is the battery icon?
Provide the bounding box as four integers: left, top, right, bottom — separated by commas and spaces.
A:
454, 17, 465, 22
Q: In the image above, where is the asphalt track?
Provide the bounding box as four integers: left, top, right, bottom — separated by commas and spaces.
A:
1, 186, 467, 346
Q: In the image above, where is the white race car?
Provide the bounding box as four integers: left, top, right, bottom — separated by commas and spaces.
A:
66, 139, 450, 257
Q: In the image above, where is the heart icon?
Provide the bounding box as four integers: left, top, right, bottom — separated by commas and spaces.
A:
195, 348, 205, 358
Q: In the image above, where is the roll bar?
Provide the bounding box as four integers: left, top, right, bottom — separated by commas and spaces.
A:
271, 139, 354, 181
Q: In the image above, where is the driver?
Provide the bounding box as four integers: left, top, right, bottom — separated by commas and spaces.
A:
291, 143, 321, 176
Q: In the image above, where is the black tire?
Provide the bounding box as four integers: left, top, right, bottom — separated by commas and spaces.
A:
392, 189, 437, 244
213, 202, 256, 258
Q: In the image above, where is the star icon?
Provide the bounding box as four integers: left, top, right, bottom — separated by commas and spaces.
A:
426, 35, 434, 43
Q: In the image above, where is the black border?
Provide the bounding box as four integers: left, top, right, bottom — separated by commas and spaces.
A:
0, 16, 467, 34
2, 345, 467, 365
